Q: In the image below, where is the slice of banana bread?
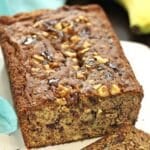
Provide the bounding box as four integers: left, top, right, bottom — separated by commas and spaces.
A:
0, 5, 143, 148
83, 124, 150, 150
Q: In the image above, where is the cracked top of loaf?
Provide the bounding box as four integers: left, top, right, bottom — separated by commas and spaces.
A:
0, 5, 143, 112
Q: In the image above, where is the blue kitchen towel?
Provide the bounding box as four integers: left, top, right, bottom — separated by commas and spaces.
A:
0, 96, 17, 134
0, 0, 66, 15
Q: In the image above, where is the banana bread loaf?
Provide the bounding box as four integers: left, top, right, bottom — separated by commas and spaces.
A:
0, 5, 143, 148
83, 124, 150, 150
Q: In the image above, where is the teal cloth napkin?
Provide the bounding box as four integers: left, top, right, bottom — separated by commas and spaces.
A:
0, 0, 66, 15
0, 97, 17, 134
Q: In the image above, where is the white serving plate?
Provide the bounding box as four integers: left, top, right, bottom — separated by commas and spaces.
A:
0, 41, 150, 150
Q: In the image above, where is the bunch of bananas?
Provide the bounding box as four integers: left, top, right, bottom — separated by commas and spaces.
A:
116, 0, 150, 34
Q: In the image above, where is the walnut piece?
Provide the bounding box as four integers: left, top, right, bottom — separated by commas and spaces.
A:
83, 41, 91, 48
63, 51, 76, 57
77, 72, 85, 79
94, 55, 109, 64
70, 35, 80, 43
44, 64, 50, 70
54, 22, 62, 30
72, 65, 79, 70
110, 84, 121, 95
97, 85, 109, 97
93, 84, 102, 90
41, 31, 49, 37
75, 15, 89, 23
58, 85, 70, 97
61, 42, 69, 49
56, 98, 67, 105
31, 68, 40, 72
33, 54, 44, 62
78, 48, 89, 54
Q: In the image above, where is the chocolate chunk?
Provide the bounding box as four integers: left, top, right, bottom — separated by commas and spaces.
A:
79, 27, 90, 36
41, 50, 53, 61
48, 78, 59, 86
43, 20, 57, 28
22, 35, 37, 45
43, 23, 64, 40
70, 92, 79, 102
85, 58, 95, 67
97, 64, 104, 71
108, 62, 118, 71
46, 123, 56, 129
104, 71, 113, 80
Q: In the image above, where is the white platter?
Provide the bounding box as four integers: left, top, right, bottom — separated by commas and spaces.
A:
0, 41, 150, 150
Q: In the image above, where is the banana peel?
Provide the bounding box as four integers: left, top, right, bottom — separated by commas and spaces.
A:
116, 0, 150, 34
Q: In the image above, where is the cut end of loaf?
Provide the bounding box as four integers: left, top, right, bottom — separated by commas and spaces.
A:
20, 92, 142, 148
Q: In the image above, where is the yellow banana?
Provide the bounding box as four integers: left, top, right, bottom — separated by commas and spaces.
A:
116, 0, 150, 34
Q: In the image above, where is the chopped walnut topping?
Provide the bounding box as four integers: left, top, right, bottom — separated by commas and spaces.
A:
63, 51, 76, 57
41, 31, 49, 37
33, 54, 44, 62
88, 80, 94, 84
72, 65, 79, 70
51, 35, 58, 39
70, 35, 80, 43
45, 70, 53, 74
72, 58, 78, 63
61, 106, 70, 113
93, 84, 102, 90
77, 71, 85, 79
61, 42, 69, 49
63, 21, 73, 28
97, 85, 109, 97
62, 21, 74, 33
50, 62, 59, 68
61, 21, 70, 28
58, 85, 70, 97
94, 55, 109, 64
110, 84, 121, 95
78, 48, 89, 54
85, 64, 92, 68
83, 41, 91, 48
31, 68, 40, 72
56, 98, 67, 105
32, 59, 40, 65
86, 22, 92, 26
75, 15, 89, 23
54, 22, 62, 30
33, 21, 43, 28
44, 64, 50, 70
